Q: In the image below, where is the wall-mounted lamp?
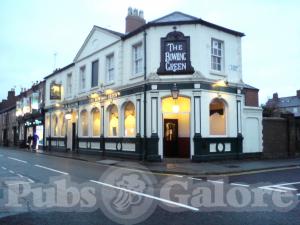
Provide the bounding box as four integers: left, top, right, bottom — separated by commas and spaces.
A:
212, 80, 228, 88
171, 83, 179, 100
65, 112, 72, 120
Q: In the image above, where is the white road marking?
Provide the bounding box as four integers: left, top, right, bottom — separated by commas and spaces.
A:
189, 177, 202, 181
26, 178, 35, 183
207, 180, 224, 184
230, 183, 250, 187
297, 193, 300, 196
9, 170, 15, 174
17, 173, 24, 178
8, 157, 28, 164
259, 181, 300, 193
1, 166, 7, 170
90, 179, 199, 212
34, 164, 69, 175
173, 175, 183, 178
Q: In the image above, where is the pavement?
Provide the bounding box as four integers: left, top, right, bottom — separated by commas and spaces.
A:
10, 147, 300, 176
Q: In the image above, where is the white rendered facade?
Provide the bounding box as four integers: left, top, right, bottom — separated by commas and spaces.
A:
44, 12, 262, 161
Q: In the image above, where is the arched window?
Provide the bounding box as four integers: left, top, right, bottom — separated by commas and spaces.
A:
59, 113, 65, 137
92, 108, 100, 136
80, 110, 88, 137
209, 98, 226, 135
124, 102, 135, 137
108, 104, 118, 136
52, 115, 58, 136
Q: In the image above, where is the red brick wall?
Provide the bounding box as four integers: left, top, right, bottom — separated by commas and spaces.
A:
243, 88, 259, 107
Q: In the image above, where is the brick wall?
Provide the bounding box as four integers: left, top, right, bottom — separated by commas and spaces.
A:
263, 117, 288, 158
243, 88, 259, 107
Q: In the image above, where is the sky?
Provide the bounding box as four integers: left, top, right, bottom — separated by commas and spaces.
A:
0, 0, 299, 104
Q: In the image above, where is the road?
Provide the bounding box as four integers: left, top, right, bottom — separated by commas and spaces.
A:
0, 147, 299, 225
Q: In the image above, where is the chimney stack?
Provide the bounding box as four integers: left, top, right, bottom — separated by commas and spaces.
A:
273, 93, 278, 101
125, 7, 146, 33
297, 90, 300, 98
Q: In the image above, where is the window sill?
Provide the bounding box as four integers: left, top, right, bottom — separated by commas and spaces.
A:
130, 74, 144, 80
209, 70, 227, 77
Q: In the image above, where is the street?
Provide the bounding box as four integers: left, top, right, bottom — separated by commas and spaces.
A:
0, 147, 299, 225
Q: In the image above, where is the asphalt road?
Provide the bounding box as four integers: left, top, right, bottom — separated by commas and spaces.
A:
0, 147, 299, 225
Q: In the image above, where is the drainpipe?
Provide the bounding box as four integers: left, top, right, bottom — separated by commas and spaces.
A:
143, 30, 147, 161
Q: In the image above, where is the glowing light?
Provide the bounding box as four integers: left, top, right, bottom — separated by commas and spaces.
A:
212, 80, 228, 87
172, 105, 180, 113
55, 103, 60, 107
65, 113, 72, 120
105, 89, 114, 95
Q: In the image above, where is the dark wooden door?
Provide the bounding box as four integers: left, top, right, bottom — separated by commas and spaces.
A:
163, 119, 178, 157
72, 123, 76, 151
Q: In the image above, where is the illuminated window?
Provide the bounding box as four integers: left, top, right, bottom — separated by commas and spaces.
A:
124, 102, 135, 137
59, 113, 65, 137
53, 115, 58, 136
92, 108, 100, 137
209, 99, 226, 135
80, 110, 88, 137
108, 104, 118, 136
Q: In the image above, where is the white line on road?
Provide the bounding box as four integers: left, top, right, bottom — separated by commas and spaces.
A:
274, 186, 297, 191
9, 170, 15, 174
90, 179, 199, 212
259, 187, 287, 193
34, 164, 69, 175
297, 193, 300, 196
230, 183, 250, 187
26, 178, 35, 183
8, 157, 28, 164
173, 175, 183, 178
1, 166, 7, 170
207, 180, 224, 184
188, 177, 202, 181
17, 173, 24, 178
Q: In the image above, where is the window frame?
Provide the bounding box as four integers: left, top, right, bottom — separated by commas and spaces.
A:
106, 53, 115, 83
132, 42, 143, 76
209, 98, 227, 137
211, 38, 224, 72
91, 60, 99, 88
66, 73, 72, 97
79, 65, 86, 91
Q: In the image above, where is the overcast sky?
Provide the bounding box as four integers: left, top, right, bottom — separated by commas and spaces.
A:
0, 0, 299, 104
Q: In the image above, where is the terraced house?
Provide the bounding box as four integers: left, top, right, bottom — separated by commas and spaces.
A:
43, 9, 262, 161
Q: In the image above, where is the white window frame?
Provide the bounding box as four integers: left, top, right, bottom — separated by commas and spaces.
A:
66, 73, 72, 97
211, 38, 224, 72
132, 42, 143, 76
106, 54, 114, 83
79, 66, 86, 91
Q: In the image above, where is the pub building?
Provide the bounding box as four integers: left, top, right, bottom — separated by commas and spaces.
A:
16, 81, 45, 149
43, 9, 262, 161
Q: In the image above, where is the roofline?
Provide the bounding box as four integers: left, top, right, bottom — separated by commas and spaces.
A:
123, 19, 245, 40
44, 63, 75, 80
150, 11, 199, 23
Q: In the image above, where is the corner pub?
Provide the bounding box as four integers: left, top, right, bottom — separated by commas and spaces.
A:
43, 8, 262, 161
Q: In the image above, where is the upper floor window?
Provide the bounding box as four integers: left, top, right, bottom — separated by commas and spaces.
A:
67, 73, 72, 97
79, 66, 86, 90
133, 43, 143, 75
211, 39, 224, 72
106, 54, 114, 82
91, 60, 99, 88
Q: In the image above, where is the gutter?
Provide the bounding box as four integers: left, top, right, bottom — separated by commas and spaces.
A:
143, 31, 147, 161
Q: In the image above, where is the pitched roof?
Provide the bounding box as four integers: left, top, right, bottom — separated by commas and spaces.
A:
44, 63, 75, 79
268, 96, 300, 108
123, 11, 245, 39
94, 26, 124, 37
150, 11, 199, 23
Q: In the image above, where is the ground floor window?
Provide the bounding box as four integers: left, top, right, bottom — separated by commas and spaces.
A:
108, 104, 118, 136
209, 98, 226, 135
124, 101, 135, 137
80, 110, 88, 136
92, 108, 100, 136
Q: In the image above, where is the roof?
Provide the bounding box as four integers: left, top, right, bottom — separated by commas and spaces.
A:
243, 84, 259, 90
267, 96, 300, 109
123, 11, 245, 39
150, 11, 199, 23
44, 63, 75, 80
94, 25, 124, 37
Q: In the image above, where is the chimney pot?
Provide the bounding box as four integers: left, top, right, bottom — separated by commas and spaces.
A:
125, 7, 146, 33
273, 93, 278, 100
